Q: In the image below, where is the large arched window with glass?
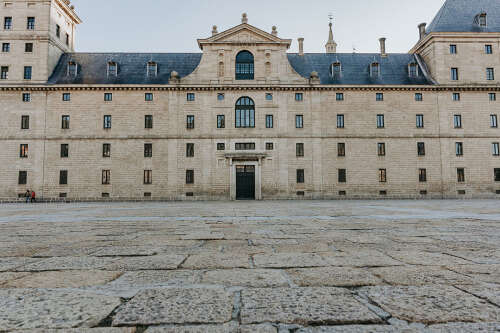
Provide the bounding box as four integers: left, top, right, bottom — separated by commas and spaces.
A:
235, 97, 255, 128
235, 51, 254, 80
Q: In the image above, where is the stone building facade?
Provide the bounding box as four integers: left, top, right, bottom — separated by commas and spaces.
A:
1, 0, 499, 201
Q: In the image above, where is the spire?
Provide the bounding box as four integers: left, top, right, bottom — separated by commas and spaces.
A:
325, 15, 337, 53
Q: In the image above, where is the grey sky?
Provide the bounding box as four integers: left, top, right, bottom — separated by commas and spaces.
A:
70, 0, 446, 54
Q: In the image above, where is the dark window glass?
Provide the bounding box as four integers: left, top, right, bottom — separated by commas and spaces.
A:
265, 93, 273, 101
409, 63, 418, 77
416, 114, 424, 128
60, 144, 69, 158
145, 93, 153, 101
65, 33, 69, 46
62, 115, 71, 129
103, 144, 111, 157
27, 17, 35, 30
59, 170, 68, 185
144, 170, 152, 184
107, 62, 117, 76
452, 93, 460, 101
378, 143, 386, 156
417, 142, 426, 156
295, 115, 303, 128
67, 62, 77, 76
4, 17, 12, 30
296, 169, 305, 183
338, 169, 346, 183
56, 24, 60, 37
20, 144, 28, 158
336, 93, 344, 101
489, 93, 496, 101
187, 115, 195, 129
25, 43, 33, 52
377, 114, 385, 128
492, 143, 499, 156
235, 97, 255, 128
147, 62, 157, 76
144, 143, 152, 158
450, 44, 457, 54
21, 115, 29, 129
456, 142, 463, 156
487, 68, 495, 80
338, 143, 345, 157
295, 93, 303, 101
337, 114, 344, 128
486, 45, 493, 54
186, 170, 194, 184
376, 93, 384, 101
62, 93, 70, 101
145, 115, 153, 129
419, 169, 427, 182
217, 93, 224, 101
457, 168, 465, 182
415, 93, 423, 101
379, 169, 387, 183
266, 115, 273, 128
104, 93, 112, 101
454, 115, 462, 128
1, 66, 8, 79
451, 68, 459, 80
235, 51, 254, 80
217, 143, 225, 151
22, 93, 30, 102
18, 171, 27, 185
2, 43, 10, 52
235, 143, 255, 150
217, 115, 225, 128
24, 66, 32, 80
266, 142, 274, 150
491, 115, 498, 128
102, 170, 110, 185
296, 143, 304, 157
495, 169, 500, 182
187, 93, 195, 101
103, 115, 111, 129
186, 143, 194, 157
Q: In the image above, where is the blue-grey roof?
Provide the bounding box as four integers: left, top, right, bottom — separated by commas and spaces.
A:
287, 53, 432, 85
427, 0, 500, 33
48, 53, 202, 84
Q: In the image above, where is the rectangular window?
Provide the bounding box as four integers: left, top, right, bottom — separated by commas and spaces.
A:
186, 115, 194, 129
25, 43, 33, 53
2, 43, 10, 52
20, 144, 28, 158
27, 17, 35, 30
147, 62, 157, 76
23, 66, 32, 80
415, 93, 423, 101
296, 143, 304, 157
265, 93, 273, 101
409, 63, 418, 77
417, 142, 426, 156
104, 93, 112, 101
186, 170, 194, 184
296, 169, 305, 183
452, 93, 460, 101
56, 24, 60, 38
456, 142, 464, 156
60, 144, 69, 158
338, 143, 345, 157
145, 93, 153, 101
451, 68, 459, 81
492, 143, 499, 156
186, 143, 194, 157
376, 93, 384, 101
378, 143, 386, 156
235, 143, 255, 150
491, 115, 498, 128
144, 143, 152, 158
295, 93, 303, 101
59, 170, 68, 185
295, 115, 303, 128
266, 115, 273, 128
103, 115, 112, 129
337, 114, 344, 128
21, 115, 29, 129
486, 45, 493, 54
454, 115, 462, 128
419, 169, 427, 182
217, 93, 224, 101
217, 143, 225, 151
1, 66, 8, 79
495, 169, 500, 182
4, 17, 12, 30
377, 114, 385, 128
18, 171, 27, 185
61, 115, 70, 129
102, 170, 110, 185
338, 169, 346, 183
103, 143, 111, 157
145, 115, 153, 129
487, 68, 495, 80
266, 142, 274, 150
379, 169, 387, 183
62, 93, 70, 101
336, 93, 344, 101
65, 33, 69, 46
416, 114, 424, 128
144, 170, 152, 185
22, 93, 30, 102
457, 168, 465, 183
187, 93, 195, 101
217, 115, 225, 129
449, 44, 457, 54
489, 93, 496, 101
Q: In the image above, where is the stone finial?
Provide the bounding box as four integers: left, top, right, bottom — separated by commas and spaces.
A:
418, 23, 427, 40
298, 38, 304, 56
272, 26, 278, 36
170, 71, 179, 79
212, 25, 218, 36
242, 13, 248, 24
310, 71, 319, 79
325, 21, 337, 53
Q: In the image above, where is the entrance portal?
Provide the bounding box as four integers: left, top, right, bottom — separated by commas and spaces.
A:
236, 165, 255, 200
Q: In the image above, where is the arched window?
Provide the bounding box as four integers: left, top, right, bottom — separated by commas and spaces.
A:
235, 51, 254, 80
235, 97, 255, 128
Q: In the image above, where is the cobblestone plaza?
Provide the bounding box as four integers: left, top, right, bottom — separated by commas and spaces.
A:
0, 200, 499, 332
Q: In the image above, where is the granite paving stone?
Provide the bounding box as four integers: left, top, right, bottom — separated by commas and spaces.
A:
322, 251, 403, 267
2, 270, 122, 288
91, 246, 160, 257
253, 253, 329, 268
383, 251, 473, 266
16, 256, 119, 272
426, 322, 500, 332
181, 254, 250, 269
144, 322, 239, 332
201, 269, 289, 287
110, 270, 202, 287
447, 264, 500, 284
107, 255, 186, 271
370, 266, 474, 286
240, 323, 278, 333
287, 267, 383, 287
296, 326, 418, 332
0, 258, 40, 272
0, 272, 29, 286
455, 283, 500, 307
11, 329, 137, 333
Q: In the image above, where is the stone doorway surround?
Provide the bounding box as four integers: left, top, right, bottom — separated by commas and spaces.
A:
225, 152, 267, 200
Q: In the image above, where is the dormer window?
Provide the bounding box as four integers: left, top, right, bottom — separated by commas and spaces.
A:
409, 63, 419, 78
235, 51, 254, 80
107, 62, 117, 76
147, 62, 157, 77
330, 62, 342, 77
67, 61, 77, 77
478, 13, 487, 27
370, 62, 380, 78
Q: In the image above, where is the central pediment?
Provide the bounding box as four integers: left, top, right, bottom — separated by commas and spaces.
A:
197, 23, 292, 50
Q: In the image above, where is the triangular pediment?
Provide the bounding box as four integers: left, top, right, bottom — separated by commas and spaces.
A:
198, 23, 292, 49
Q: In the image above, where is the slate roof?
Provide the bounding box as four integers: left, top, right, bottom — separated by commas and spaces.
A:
48, 53, 202, 84
287, 53, 433, 85
426, 0, 500, 33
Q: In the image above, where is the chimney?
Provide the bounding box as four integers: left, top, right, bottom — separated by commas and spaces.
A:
298, 38, 304, 56
418, 23, 427, 40
379, 38, 387, 57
